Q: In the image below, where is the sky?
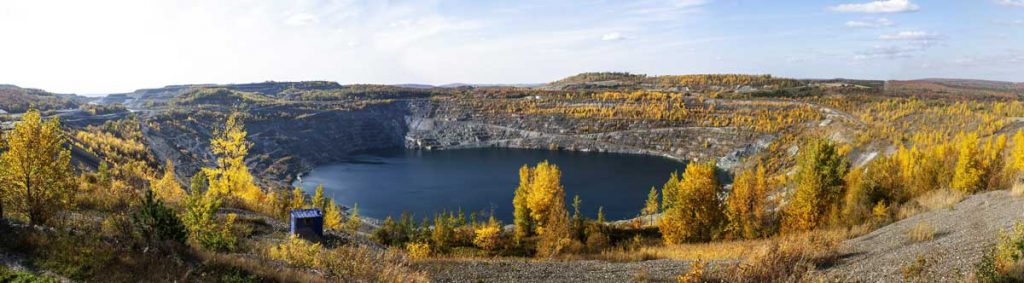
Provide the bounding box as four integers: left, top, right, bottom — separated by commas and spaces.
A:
0, 0, 1021, 95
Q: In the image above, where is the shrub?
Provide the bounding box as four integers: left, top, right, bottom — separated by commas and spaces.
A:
730, 231, 842, 282
0, 265, 58, 283
976, 222, 1024, 282
677, 259, 707, 283
907, 222, 936, 243
132, 190, 187, 244
406, 242, 431, 260
264, 236, 429, 282
473, 216, 504, 251
267, 235, 323, 267
181, 190, 237, 251
901, 254, 931, 283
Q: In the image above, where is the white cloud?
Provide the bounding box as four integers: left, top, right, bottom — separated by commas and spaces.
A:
854, 44, 923, 60
845, 18, 894, 28
879, 31, 939, 40
830, 0, 919, 13
601, 32, 625, 41
997, 0, 1024, 7
284, 12, 319, 26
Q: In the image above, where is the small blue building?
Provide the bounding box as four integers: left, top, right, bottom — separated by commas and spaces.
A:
289, 208, 324, 241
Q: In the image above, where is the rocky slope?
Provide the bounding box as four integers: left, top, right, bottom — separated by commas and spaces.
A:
824, 190, 1024, 281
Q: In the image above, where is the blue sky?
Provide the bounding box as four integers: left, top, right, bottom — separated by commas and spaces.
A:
0, 0, 1021, 94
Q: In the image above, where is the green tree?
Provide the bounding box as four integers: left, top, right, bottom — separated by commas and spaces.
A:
0, 110, 75, 225
133, 190, 187, 244
181, 188, 236, 251
345, 203, 361, 234
642, 187, 660, 226
513, 165, 533, 244
661, 171, 681, 211
190, 170, 209, 193
783, 138, 848, 233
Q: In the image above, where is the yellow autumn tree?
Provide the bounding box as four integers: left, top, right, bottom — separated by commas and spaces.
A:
312, 184, 326, 209
323, 199, 343, 230
952, 132, 984, 193
725, 164, 768, 239
290, 187, 305, 210
152, 160, 187, 203
659, 162, 724, 244
511, 161, 576, 254
782, 138, 847, 233
1010, 130, 1024, 175
473, 215, 503, 251
525, 161, 566, 235
205, 112, 264, 209
0, 110, 75, 225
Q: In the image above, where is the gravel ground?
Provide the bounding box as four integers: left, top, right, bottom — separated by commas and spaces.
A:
824, 190, 1024, 282
415, 258, 698, 282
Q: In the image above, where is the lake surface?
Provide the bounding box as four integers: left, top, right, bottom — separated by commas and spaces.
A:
294, 148, 686, 223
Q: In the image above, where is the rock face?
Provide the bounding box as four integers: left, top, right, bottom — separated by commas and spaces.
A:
143, 97, 770, 188
145, 102, 410, 187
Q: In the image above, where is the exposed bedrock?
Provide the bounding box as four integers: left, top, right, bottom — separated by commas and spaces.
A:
146, 99, 767, 188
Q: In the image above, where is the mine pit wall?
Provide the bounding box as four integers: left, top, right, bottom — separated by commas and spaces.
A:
154, 98, 757, 189
246, 102, 411, 186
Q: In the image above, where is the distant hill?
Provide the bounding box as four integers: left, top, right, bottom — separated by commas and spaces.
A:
887, 79, 1024, 99
0, 85, 81, 113
544, 72, 808, 92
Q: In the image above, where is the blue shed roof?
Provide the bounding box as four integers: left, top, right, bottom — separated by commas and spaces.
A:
290, 208, 323, 218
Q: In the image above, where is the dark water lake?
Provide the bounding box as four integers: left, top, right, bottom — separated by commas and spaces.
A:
294, 148, 686, 223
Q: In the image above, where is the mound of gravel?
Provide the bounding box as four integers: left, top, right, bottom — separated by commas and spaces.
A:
825, 190, 1024, 281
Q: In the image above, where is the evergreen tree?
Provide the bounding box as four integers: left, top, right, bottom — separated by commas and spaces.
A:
513, 165, 533, 244
0, 110, 75, 225
642, 187, 660, 226
782, 138, 848, 233
661, 171, 681, 211
190, 170, 209, 193
345, 203, 361, 234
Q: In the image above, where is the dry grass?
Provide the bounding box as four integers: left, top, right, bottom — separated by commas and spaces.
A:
592, 238, 769, 262
196, 249, 329, 283
907, 222, 936, 243
677, 259, 708, 283
898, 189, 965, 219
719, 229, 846, 283
1011, 180, 1024, 197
